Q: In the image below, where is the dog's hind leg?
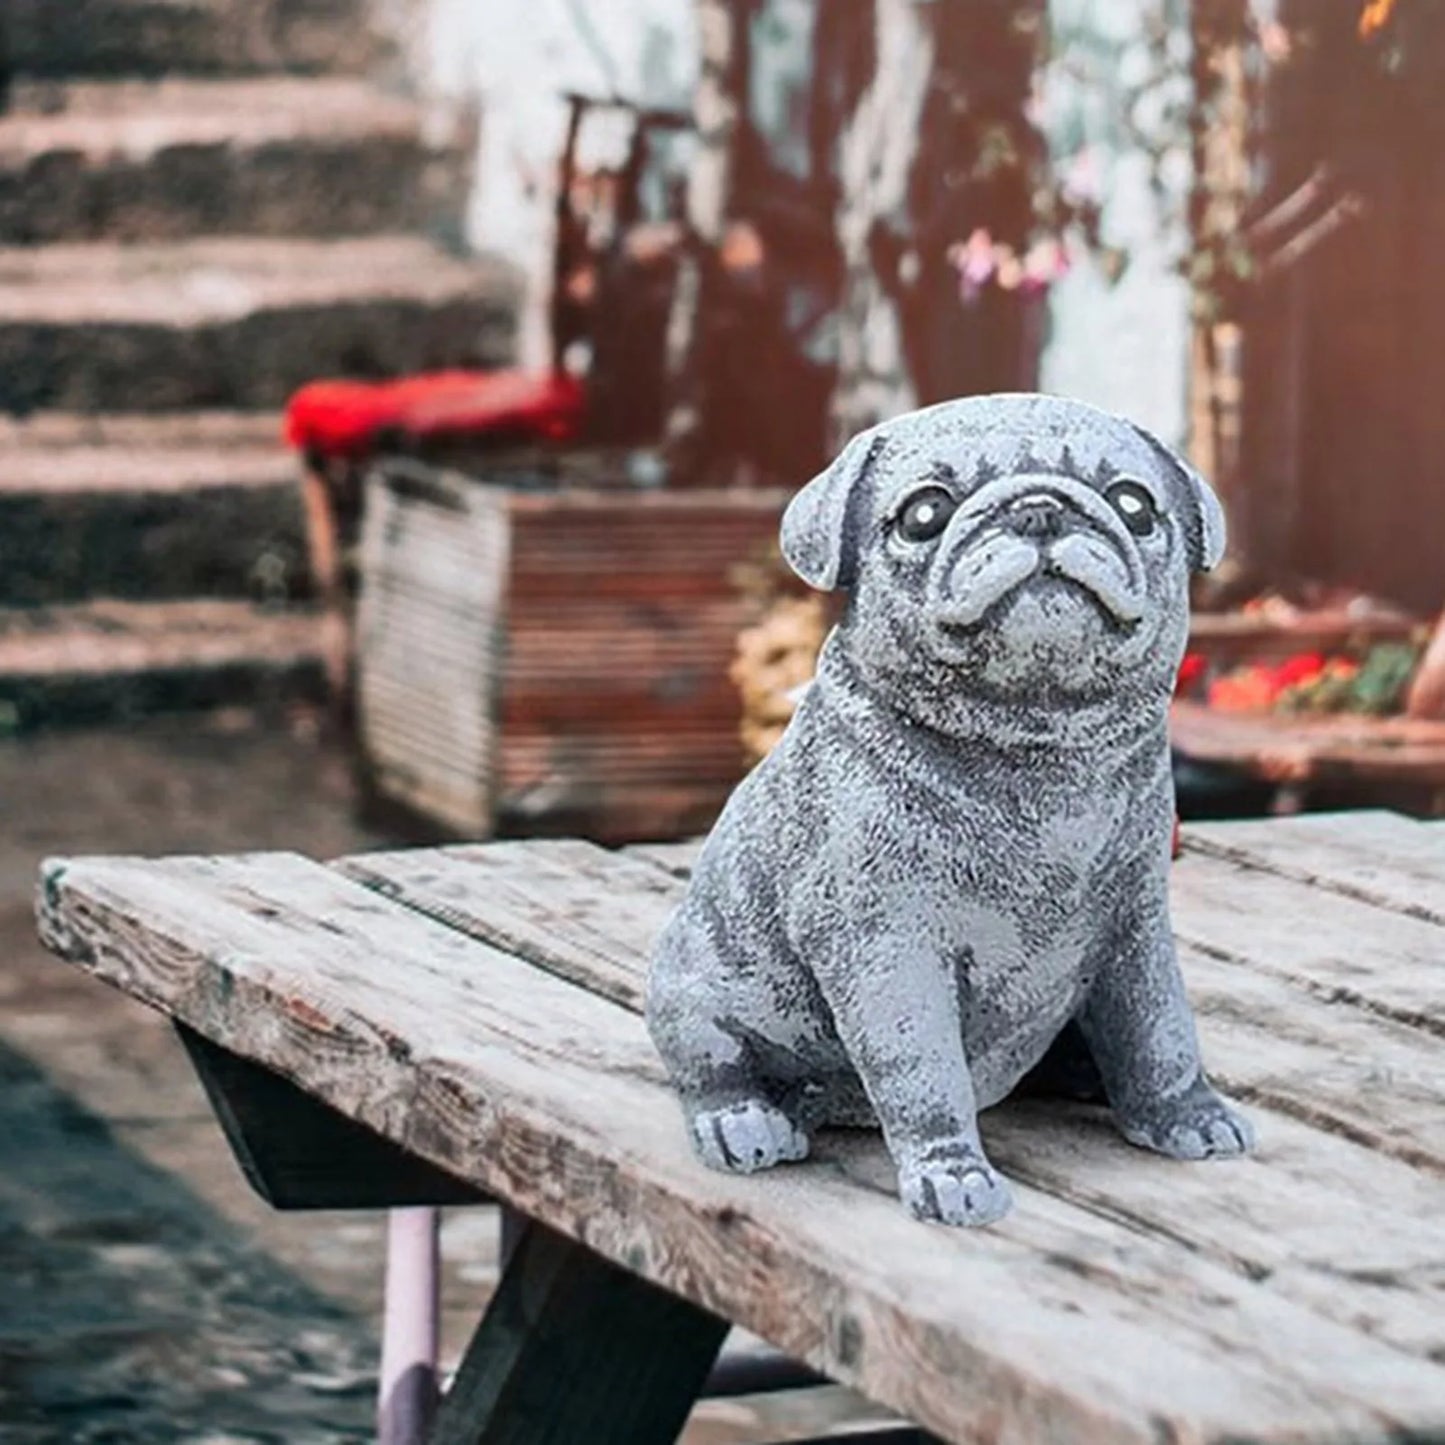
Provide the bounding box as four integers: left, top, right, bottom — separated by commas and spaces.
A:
647, 924, 816, 1175
650, 1010, 812, 1174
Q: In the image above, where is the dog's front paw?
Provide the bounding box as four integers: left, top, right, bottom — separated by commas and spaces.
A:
898, 1146, 1014, 1227
1118, 1077, 1255, 1160
690, 1100, 809, 1174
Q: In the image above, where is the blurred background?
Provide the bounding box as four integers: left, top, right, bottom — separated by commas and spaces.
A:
1, 1, 1442, 1440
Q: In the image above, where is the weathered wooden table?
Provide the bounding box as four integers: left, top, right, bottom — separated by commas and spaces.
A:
1171, 700, 1445, 816
36, 811, 1445, 1444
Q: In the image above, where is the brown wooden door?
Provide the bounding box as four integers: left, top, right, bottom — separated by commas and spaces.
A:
1242, 1, 1445, 614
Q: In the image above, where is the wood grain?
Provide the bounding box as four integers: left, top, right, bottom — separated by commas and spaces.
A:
1170, 850, 1442, 1031
355, 465, 509, 836
427, 1218, 727, 1445
176, 1022, 487, 1210
340, 840, 1445, 1359
1171, 700, 1445, 789
355, 463, 784, 841
342, 839, 1445, 1172
1183, 811, 1445, 924
37, 850, 1445, 1444
341, 841, 681, 1010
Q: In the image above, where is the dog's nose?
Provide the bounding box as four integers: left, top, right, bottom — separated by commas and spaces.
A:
1008, 493, 1067, 539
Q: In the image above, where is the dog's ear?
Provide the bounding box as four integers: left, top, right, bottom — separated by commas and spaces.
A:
781, 428, 887, 591
1129, 424, 1226, 573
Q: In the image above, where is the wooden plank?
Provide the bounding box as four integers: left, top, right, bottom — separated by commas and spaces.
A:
1169, 851, 1442, 1032
622, 838, 705, 877
1190, 811, 1443, 870
427, 1218, 727, 1445
1170, 701, 1445, 789
341, 841, 682, 1011
339, 842, 1445, 1360
1186, 964, 1443, 1172
38, 852, 1445, 1444
175, 1023, 487, 1211
342, 841, 1445, 1174
505, 494, 788, 601
356, 466, 509, 838
1183, 811, 1445, 925
996, 1098, 1445, 1363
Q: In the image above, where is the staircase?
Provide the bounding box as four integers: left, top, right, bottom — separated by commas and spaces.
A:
0, 0, 519, 730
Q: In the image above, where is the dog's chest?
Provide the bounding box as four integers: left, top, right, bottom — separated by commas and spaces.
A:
937, 766, 1127, 908
946, 888, 1089, 1093
930, 796, 1127, 1097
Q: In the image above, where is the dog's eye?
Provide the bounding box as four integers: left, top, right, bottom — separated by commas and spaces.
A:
895, 487, 958, 543
1105, 480, 1158, 536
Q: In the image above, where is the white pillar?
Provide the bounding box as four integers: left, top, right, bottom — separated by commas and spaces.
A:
377, 1206, 441, 1445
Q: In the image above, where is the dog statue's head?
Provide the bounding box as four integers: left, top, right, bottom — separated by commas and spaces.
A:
782, 394, 1223, 724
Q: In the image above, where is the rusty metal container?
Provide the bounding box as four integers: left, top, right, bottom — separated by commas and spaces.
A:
355, 456, 788, 842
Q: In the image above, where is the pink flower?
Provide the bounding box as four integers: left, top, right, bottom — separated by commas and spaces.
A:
1062, 147, 1102, 206
948, 229, 996, 303
1021, 237, 1070, 294
994, 245, 1024, 291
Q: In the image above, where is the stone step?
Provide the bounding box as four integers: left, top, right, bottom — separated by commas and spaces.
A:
0, 79, 472, 245
5, 0, 385, 78
0, 235, 520, 413
0, 412, 310, 606
0, 598, 327, 730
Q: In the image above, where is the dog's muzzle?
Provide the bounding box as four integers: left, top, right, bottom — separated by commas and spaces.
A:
931, 487, 1147, 631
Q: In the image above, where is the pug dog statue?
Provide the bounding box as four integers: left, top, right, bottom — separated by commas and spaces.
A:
646, 393, 1254, 1227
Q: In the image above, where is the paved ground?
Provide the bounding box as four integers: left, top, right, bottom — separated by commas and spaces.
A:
0, 711, 876, 1442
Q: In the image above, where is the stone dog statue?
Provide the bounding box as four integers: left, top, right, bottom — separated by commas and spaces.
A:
647, 393, 1254, 1226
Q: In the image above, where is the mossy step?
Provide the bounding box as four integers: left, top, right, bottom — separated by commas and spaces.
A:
0, 598, 327, 731
5, 0, 385, 79
0, 79, 471, 245
0, 235, 520, 412
0, 412, 309, 606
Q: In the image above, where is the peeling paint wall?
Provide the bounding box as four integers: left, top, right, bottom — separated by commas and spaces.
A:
1040, 0, 1192, 447
412, 0, 695, 367
408, 0, 1190, 439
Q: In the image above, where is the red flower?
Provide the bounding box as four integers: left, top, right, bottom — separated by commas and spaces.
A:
1271, 652, 1327, 689
1175, 652, 1208, 694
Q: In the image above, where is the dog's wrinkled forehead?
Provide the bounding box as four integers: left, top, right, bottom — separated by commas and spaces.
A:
780, 394, 1226, 592
874, 395, 1167, 499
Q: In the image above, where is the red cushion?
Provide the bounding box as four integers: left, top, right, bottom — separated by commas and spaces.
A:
284, 370, 586, 460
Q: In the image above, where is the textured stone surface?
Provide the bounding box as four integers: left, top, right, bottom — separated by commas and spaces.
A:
0, 236, 520, 412
0, 79, 471, 244
0, 1039, 379, 1445
649, 394, 1250, 1227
